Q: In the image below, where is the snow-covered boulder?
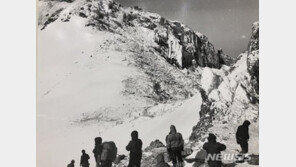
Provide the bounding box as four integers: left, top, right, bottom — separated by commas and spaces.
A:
144, 139, 165, 152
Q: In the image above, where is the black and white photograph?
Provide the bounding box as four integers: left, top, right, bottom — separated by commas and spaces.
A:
11, 0, 296, 167
36, 0, 259, 167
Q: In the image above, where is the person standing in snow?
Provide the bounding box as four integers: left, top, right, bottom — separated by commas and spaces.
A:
166, 125, 184, 167
80, 150, 90, 167
67, 160, 75, 167
155, 154, 170, 167
203, 133, 226, 167
236, 120, 251, 153
93, 137, 103, 167
100, 141, 117, 167
126, 130, 143, 167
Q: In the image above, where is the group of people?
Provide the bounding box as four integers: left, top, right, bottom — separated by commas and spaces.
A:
67, 120, 251, 167
67, 130, 143, 167
202, 120, 251, 167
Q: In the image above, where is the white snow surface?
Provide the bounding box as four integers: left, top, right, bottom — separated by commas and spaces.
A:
37, 1, 259, 167
37, 15, 202, 167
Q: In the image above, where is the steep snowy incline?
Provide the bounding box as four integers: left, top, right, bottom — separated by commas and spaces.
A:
37, 0, 243, 167
37, 16, 142, 167
37, 10, 203, 167
37, 16, 139, 133
38, 0, 233, 69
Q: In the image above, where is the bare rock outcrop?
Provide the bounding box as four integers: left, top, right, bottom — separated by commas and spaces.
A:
247, 22, 259, 97
38, 0, 232, 70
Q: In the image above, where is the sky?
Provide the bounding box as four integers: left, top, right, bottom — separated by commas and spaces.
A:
116, 0, 259, 57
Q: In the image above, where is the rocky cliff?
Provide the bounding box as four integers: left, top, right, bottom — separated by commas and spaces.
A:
37, 0, 258, 166
38, 0, 232, 69
102, 22, 260, 167
247, 22, 259, 98
189, 22, 259, 166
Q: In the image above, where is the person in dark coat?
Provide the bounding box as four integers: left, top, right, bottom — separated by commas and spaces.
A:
100, 141, 117, 167
155, 154, 170, 167
236, 120, 251, 153
100, 160, 112, 167
67, 160, 75, 167
93, 137, 103, 167
80, 150, 90, 167
126, 130, 143, 167
166, 125, 184, 167
203, 133, 226, 167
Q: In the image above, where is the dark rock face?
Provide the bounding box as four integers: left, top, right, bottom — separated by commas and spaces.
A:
41, 8, 64, 30
190, 89, 215, 141
217, 48, 235, 66
248, 22, 259, 53
247, 22, 259, 97
141, 147, 168, 167
154, 19, 226, 69
39, 0, 232, 70
248, 55, 259, 94
190, 22, 260, 143
144, 139, 165, 152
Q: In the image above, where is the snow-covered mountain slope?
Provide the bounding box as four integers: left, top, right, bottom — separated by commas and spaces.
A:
36, 0, 215, 166
38, 0, 233, 69
188, 22, 259, 166
37, 0, 258, 166
37, 14, 203, 167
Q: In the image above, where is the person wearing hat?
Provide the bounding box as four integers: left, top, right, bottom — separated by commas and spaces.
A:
203, 133, 226, 167
236, 120, 251, 153
126, 130, 143, 167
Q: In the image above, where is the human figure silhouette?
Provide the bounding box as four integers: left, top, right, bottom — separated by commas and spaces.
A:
67, 160, 75, 167
80, 150, 90, 167
126, 130, 143, 167
166, 125, 184, 167
93, 137, 103, 167
203, 133, 226, 167
100, 141, 117, 167
236, 120, 251, 153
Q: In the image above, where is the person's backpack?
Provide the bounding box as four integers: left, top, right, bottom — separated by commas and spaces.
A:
101, 141, 118, 161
